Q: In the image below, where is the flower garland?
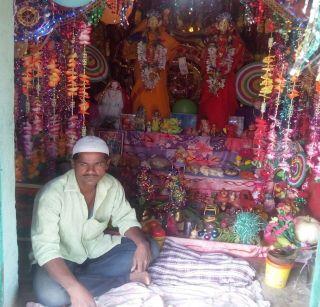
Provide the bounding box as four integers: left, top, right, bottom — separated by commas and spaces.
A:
137, 41, 167, 90
66, 51, 78, 113
205, 38, 235, 95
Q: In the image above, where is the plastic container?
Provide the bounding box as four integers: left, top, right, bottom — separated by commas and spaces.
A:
171, 113, 197, 129
265, 256, 293, 289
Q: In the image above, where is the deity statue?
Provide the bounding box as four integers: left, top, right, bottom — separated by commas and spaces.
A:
200, 13, 244, 131
129, 10, 179, 121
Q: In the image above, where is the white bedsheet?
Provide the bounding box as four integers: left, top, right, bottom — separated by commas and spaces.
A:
96, 280, 270, 307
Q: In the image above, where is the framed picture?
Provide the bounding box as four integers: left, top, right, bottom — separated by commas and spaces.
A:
97, 130, 124, 155
120, 113, 136, 131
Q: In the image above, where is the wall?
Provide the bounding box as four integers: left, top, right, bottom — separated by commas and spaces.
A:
0, 0, 19, 305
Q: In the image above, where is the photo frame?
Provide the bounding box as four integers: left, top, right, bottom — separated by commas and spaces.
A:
97, 130, 124, 155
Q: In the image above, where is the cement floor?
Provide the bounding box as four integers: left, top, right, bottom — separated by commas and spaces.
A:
250, 258, 311, 307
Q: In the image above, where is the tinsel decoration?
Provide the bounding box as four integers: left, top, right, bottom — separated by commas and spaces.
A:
78, 22, 92, 136
31, 51, 43, 136
278, 77, 299, 173
165, 169, 187, 210
23, 120, 33, 160
233, 212, 265, 245
306, 65, 320, 180
87, 2, 106, 26
66, 51, 78, 113
22, 55, 33, 113
66, 115, 79, 155
47, 114, 61, 159
136, 162, 155, 205
259, 37, 274, 117
266, 64, 286, 160
253, 118, 268, 167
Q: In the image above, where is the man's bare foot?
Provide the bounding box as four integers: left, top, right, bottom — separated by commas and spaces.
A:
129, 271, 151, 285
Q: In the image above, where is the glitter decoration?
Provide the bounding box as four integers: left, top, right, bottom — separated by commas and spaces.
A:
136, 162, 155, 205
306, 65, 320, 180
78, 22, 92, 136
165, 169, 187, 210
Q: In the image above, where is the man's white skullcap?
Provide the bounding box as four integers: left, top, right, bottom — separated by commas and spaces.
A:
72, 136, 109, 156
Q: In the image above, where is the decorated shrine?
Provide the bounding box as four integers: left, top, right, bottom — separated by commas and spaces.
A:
13, 0, 320, 305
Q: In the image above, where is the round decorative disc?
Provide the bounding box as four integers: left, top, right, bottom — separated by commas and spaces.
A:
86, 45, 108, 82
236, 62, 263, 109
17, 6, 40, 28
288, 153, 308, 188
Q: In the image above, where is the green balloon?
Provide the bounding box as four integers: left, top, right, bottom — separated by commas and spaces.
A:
172, 99, 198, 114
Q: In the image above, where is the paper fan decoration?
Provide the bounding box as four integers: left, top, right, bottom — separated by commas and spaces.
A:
236, 62, 263, 109
288, 153, 308, 188
86, 45, 108, 82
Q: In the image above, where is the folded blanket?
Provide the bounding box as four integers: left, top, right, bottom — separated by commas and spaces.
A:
149, 239, 256, 287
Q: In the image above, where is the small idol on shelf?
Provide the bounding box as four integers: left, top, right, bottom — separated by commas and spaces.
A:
199, 119, 211, 136
190, 227, 198, 239
238, 190, 255, 210
228, 191, 241, 209
242, 123, 256, 139
135, 106, 146, 131
215, 189, 229, 211
146, 121, 152, 132
173, 146, 188, 171
224, 124, 237, 137
151, 110, 161, 132
184, 127, 198, 136
210, 123, 216, 136
274, 182, 287, 200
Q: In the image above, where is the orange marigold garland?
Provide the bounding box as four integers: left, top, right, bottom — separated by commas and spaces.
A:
258, 37, 274, 117
47, 57, 61, 114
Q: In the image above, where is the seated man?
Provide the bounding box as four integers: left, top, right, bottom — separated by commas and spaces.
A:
31, 136, 160, 307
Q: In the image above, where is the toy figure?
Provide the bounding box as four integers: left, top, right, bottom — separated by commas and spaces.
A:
199, 13, 244, 130
151, 110, 161, 132
135, 106, 146, 131
216, 188, 229, 211
174, 146, 188, 170
199, 119, 211, 136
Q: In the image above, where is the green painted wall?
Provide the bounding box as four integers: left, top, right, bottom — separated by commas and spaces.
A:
0, 0, 19, 306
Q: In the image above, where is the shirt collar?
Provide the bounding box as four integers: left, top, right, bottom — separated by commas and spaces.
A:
64, 170, 112, 210
64, 169, 81, 192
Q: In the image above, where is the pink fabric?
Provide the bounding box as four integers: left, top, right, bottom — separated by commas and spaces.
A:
168, 236, 269, 258
225, 138, 253, 152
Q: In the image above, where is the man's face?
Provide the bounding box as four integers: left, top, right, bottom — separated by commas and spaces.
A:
73, 152, 110, 188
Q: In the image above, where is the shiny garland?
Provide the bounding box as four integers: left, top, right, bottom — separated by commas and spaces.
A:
78, 22, 92, 136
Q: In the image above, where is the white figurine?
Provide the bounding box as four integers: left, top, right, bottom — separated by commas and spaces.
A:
98, 80, 124, 129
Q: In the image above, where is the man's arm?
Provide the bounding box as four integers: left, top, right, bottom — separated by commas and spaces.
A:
43, 258, 96, 307
124, 226, 152, 272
